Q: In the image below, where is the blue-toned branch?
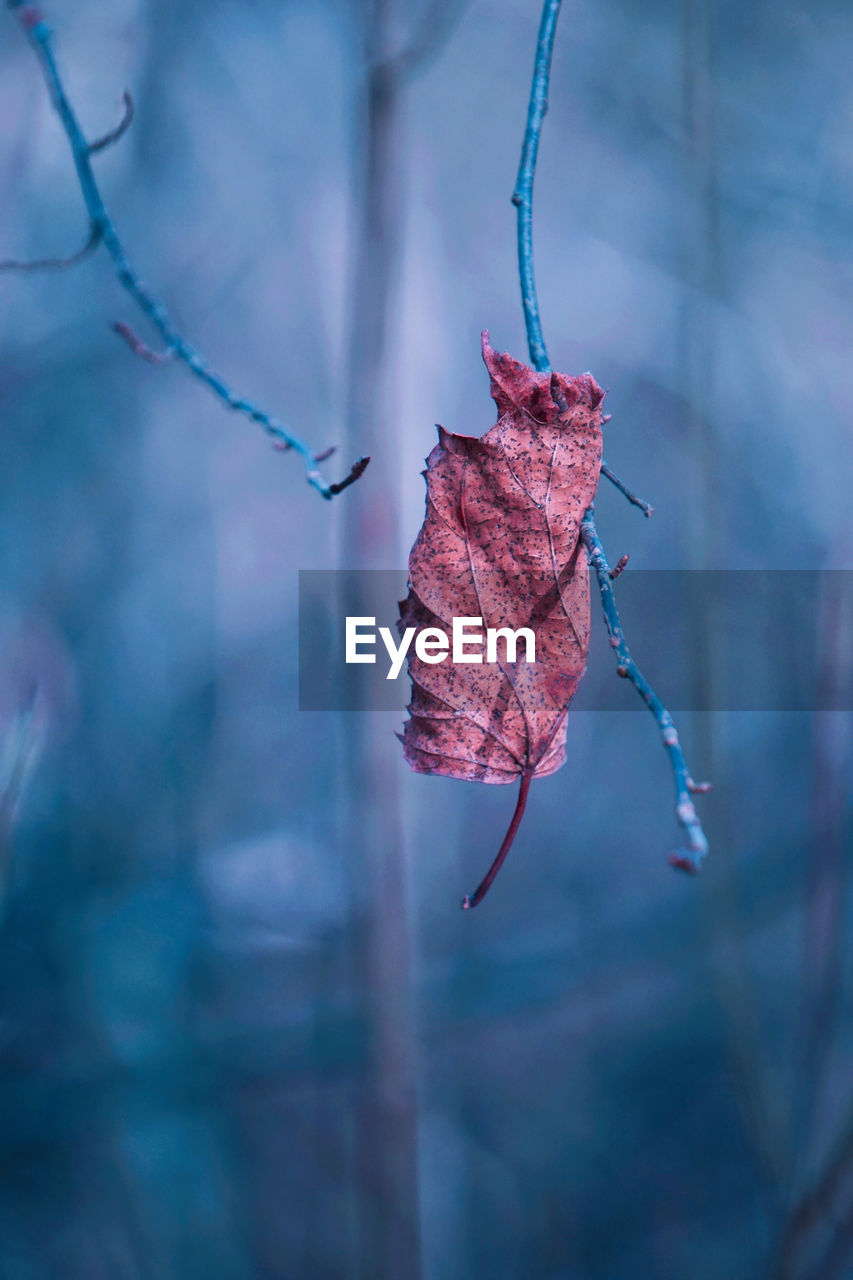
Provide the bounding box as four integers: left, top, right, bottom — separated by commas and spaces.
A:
599, 460, 654, 517
4, 2, 368, 501
516, 0, 711, 869
512, 0, 654, 515
512, 0, 560, 375
580, 510, 710, 870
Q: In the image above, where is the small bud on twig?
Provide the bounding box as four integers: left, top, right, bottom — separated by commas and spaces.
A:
609, 554, 629, 580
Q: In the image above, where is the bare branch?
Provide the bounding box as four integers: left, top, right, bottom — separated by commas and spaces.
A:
581, 509, 710, 871
514, 8, 653, 520
512, 0, 561, 374
600, 461, 654, 516
6, 3, 367, 501
0, 221, 100, 273
327, 455, 371, 496
88, 89, 134, 154
514, 0, 711, 870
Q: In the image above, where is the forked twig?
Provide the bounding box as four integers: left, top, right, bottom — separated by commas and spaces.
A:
4, 2, 368, 501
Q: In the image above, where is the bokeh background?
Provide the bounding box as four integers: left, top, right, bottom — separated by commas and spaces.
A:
1, 1, 852, 1277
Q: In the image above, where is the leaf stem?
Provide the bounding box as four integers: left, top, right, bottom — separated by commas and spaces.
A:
462, 771, 533, 910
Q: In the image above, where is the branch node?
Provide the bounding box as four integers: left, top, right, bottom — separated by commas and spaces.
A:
609, 553, 629, 580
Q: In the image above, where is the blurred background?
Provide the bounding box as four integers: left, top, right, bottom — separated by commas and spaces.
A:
1, 1, 852, 1277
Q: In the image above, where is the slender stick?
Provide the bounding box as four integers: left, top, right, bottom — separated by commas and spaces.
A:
581, 508, 710, 870
88, 90, 135, 154
600, 461, 654, 516
0, 222, 100, 272
512, 0, 711, 872
462, 772, 533, 910
511, 2, 656, 513
512, 0, 562, 375
5, 3, 367, 501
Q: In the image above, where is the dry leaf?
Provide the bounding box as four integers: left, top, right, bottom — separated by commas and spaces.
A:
397, 331, 604, 906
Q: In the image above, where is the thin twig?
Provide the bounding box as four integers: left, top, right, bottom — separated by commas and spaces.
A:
327, 454, 371, 495
600, 461, 654, 516
512, 4, 655, 516
5, 3, 366, 501
88, 89, 134, 154
0, 221, 100, 272
515, 0, 711, 870
512, 0, 561, 373
581, 509, 711, 870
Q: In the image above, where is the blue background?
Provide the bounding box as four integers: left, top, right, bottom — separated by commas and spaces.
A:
1, 1, 852, 1276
